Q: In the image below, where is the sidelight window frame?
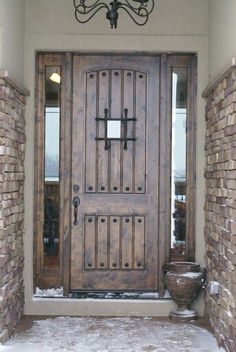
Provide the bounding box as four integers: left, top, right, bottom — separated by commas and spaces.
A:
34, 53, 72, 292
159, 54, 197, 270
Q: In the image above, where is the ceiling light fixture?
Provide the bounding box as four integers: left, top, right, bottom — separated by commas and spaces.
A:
73, 0, 155, 29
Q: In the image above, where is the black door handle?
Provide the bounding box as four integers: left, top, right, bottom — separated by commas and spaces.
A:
73, 196, 80, 225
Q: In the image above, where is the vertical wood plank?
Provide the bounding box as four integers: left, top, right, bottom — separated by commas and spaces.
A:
143, 56, 160, 290
186, 55, 197, 262
85, 71, 97, 193
135, 72, 147, 194
97, 70, 109, 193
84, 215, 96, 269
134, 216, 145, 270
97, 215, 108, 269
158, 53, 169, 295
121, 216, 133, 269
34, 53, 45, 288
123, 70, 134, 194
110, 69, 121, 193
109, 216, 120, 269
61, 52, 72, 295
70, 55, 86, 289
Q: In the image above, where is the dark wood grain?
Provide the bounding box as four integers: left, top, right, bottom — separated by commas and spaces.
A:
62, 52, 72, 295
70, 55, 160, 291
85, 71, 97, 193
110, 69, 122, 193
123, 70, 134, 193
97, 70, 109, 193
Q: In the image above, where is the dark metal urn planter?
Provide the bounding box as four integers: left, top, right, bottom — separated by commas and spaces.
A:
164, 262, 206, 321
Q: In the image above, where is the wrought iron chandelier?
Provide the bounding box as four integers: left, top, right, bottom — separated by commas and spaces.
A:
73, 0, 155, 28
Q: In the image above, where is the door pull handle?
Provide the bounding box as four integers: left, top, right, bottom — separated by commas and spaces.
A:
73, 196, 80, 225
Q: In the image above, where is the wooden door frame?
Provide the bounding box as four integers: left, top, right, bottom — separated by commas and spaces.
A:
34, 52, 197, 297
34, 53, 72, 292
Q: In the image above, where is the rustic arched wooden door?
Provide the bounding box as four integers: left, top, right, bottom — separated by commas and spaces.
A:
70, 55, 160, 291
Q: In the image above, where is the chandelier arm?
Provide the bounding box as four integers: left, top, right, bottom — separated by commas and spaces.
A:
74, 3, 109, 23
120, 0, 142, 11
74, 0, 109, 14
73, 0, 155, 27
119, 4, 149, 26
73, 0, 103, 10
75, 4, 109, 23
122, 0, 154, 14
149, 0, 155, 13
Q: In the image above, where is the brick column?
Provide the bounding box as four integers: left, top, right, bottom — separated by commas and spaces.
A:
203, 65, 236, 352
0, 71, 29, 343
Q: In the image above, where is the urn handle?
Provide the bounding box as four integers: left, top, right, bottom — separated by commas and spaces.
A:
201, 266, 208, 289
162, 263, 169, 275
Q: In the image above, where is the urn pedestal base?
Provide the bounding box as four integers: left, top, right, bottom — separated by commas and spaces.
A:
169, 308, 198, 321
164, 262, 205, 322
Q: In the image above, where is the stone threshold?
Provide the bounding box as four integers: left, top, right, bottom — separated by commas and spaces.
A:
27, 298, 178, 316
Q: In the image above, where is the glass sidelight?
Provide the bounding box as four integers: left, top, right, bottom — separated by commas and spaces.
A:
43, 66, 61, 269
170, 68, 188, 261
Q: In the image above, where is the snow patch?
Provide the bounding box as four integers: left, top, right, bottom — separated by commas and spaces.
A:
180, 272, 202, 278
120, 292, 159, 299
164, 290, 171, 298
34, 289, 172, 300
175, 309, 196, 315
34, 287, 64, 297
0, 317, 224, 352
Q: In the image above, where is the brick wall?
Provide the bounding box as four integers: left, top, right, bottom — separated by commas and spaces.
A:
204, 65, 236, 352
0, 73, 28, 342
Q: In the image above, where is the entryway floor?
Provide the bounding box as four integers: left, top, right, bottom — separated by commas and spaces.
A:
0, 316, 224, 352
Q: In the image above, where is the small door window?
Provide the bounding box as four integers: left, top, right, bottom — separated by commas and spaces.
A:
107, 120, 121, 139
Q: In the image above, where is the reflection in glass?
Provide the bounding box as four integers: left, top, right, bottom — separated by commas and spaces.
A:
107, 120, 121, 139
45, 107, 60, 179
171, 68, 188, 261
43, 66, 61, 269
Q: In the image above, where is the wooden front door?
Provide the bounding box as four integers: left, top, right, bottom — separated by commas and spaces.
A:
70, 55, 160, 291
